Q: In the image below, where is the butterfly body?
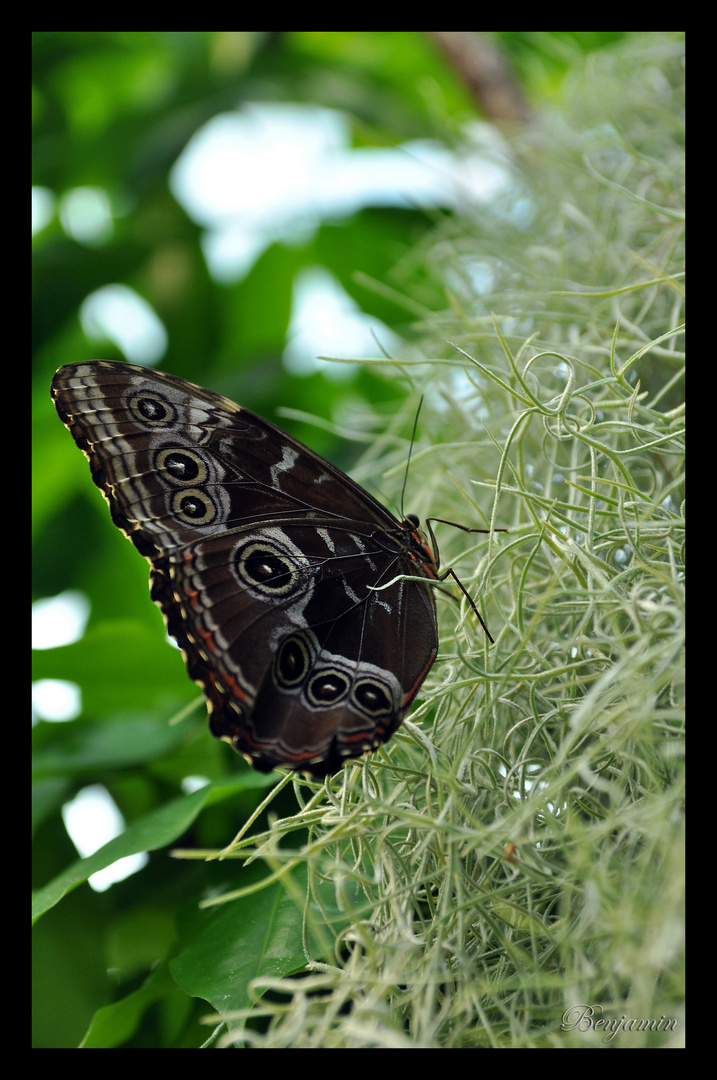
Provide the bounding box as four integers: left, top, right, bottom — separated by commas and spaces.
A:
52, 361, 440, 776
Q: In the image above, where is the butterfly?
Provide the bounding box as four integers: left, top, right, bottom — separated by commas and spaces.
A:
51, 361, 498, 776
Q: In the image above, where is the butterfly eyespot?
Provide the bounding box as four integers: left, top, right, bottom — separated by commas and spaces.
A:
353, 679, 393, 717
307, 669, 351, 707
128, 391, 177, 427
233, 538, 307, 598
170, 488, 217, 525
275, 633, 314, 688
155, 447, 208, 486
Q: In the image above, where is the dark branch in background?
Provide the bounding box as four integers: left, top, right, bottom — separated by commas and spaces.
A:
429, 32, 535, 125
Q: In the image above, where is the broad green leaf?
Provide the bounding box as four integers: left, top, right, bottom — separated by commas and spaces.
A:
32, 776, 275, 923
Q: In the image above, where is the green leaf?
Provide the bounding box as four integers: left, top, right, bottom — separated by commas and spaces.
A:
171, 863, 309, 1016
79, 962, 176, 1049
32, 777, 275, 923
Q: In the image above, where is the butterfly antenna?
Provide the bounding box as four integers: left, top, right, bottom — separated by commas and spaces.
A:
401, 396, 423, 517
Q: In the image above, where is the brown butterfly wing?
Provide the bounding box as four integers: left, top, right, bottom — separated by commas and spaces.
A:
51, 361, 438, 774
